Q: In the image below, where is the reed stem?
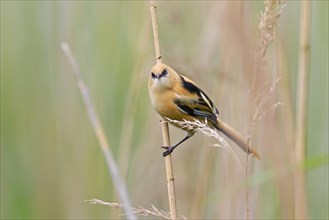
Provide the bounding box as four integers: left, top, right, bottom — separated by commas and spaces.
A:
294, 0, 312, 218
61, 42, 136, 220
150, 1, 177, 219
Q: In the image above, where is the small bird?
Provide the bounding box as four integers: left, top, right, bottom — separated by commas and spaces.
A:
148, 63, 260, 159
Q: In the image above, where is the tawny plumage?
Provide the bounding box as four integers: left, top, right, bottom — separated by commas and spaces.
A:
148, 63, 260, 159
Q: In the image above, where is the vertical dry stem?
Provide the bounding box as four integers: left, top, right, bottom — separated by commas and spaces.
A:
294, 1, 312, 218
247, 1, 286, 219
161, 121, 178, 219
150, 1, 177, 219
61, 42, 136, 220
150, 0, 162, 64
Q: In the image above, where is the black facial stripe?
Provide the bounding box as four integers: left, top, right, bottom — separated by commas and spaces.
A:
159, 69, 168, 78
152, 69, 168, 79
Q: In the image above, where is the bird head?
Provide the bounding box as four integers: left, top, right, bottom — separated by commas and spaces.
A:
148, 63, 179, 90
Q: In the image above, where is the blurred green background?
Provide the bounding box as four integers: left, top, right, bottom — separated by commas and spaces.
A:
1, 1, 328, 219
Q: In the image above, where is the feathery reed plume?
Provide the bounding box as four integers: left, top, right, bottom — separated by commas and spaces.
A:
251, 0, 286, 108
150, 1, 178, 219
251, 0, 287, 144
250, 77, 284, 132
250, 0, 286, 154
61, 42, 136, 220
294, 1, 312, 219
254, 0, 286, 79
245, 1, 286, 219
165, 118, 242, 167
84, 199, 187, 219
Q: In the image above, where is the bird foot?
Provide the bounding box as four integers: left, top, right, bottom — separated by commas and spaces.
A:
161, 146, 175, 157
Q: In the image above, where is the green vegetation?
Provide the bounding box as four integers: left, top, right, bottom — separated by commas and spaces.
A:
1, 1, 328, 219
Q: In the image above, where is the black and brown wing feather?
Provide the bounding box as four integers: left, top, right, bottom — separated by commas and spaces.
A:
173, 75, 219, 127
172, 74, 260, 159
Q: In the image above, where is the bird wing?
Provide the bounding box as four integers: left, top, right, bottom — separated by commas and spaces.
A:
173, 75, 219, 124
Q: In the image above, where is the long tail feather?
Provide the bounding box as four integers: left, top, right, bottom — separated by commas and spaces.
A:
215, 119, 261, 159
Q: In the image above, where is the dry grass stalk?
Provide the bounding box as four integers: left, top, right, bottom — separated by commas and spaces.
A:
84, 198, 187, 219
251, 0, 286, 103
254, 0, 286, 78
165, 118, 242, 167
161, 120, 178, 219
294, 0, 312, 218
150, 0, 162, 64
250, 77, 284, 132
251, 0, 286, 149
150, 1, 178, 219
245, 1, 286, 219
60, 42, 136, 220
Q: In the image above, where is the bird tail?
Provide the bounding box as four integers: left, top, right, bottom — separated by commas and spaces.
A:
214, 118, 261, 160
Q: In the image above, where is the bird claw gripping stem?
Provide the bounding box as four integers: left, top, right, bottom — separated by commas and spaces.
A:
161, 145, 175, 157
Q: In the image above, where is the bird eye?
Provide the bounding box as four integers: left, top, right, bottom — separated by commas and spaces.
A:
151, 72, 156, 78
162, 69, 168, 76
